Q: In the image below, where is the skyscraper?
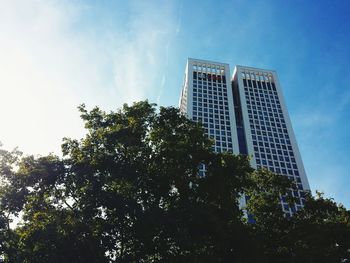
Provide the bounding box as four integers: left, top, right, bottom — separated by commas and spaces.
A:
179, 59, 240, 154
179, 58, 310, 216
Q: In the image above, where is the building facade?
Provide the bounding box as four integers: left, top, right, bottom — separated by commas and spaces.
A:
179, 59, 240, 154
180, 58, 310, 216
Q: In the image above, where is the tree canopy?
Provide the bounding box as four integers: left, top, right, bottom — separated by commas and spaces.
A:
0, 101, 349, 262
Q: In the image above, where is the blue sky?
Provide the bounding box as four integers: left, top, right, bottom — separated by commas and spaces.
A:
1, 0, 349, 207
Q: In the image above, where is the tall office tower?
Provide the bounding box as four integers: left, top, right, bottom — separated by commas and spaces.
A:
179, 58, 240, 161
232, 66, 310, 215
180, 58, 310, 216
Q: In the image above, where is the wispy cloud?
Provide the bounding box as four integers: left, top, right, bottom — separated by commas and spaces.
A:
175, 0, 183, 35
0, 0, 180, 155
293, 111, 333, 131
291, 89, 350, 208
0, 0, 87, 154
104, 1, 180, 106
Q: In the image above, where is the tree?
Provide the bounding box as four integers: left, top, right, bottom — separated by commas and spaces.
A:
286, 192, 350, 263
244, 170, 350, 263
0, 102, 254, 262
0, 101, 349, 262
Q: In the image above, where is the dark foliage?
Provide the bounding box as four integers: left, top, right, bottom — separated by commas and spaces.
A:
0, 101, 349, 262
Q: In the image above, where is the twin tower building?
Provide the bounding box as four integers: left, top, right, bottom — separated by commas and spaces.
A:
179, 58, 310, 216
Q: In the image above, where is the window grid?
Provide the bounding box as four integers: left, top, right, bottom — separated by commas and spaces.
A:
192, 69, 232, 154
242, 72, 304, 215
